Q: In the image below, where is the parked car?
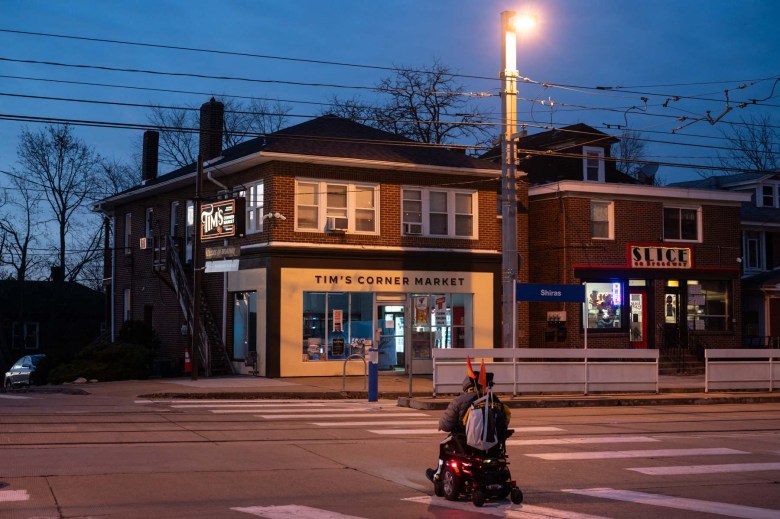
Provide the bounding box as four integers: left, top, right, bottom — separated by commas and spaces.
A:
4, 354, 46, 390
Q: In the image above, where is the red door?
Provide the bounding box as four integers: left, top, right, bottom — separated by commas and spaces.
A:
629, 289, 647, 349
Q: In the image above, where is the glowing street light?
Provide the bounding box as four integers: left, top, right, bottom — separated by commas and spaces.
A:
499, 9, 534, 349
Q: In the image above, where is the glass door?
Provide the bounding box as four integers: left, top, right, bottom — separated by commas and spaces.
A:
629, 289, 647, 349
376, 304, 406, 371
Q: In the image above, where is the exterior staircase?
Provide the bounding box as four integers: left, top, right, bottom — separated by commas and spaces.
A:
164, 235, 233, 376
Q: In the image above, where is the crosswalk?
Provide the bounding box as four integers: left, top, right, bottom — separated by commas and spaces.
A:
135, 398, 780, 518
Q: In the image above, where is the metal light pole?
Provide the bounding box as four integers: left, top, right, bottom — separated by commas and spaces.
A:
500, 10, 519, 349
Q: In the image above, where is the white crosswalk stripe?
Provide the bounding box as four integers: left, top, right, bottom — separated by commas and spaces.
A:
628, 462, 780, 475
403, 496, 611, 519
233, 504, 366, 518
526, 447, 746, 461
563, 488, 780, 519
507, 435, 658, 446
0, 490, 29, 502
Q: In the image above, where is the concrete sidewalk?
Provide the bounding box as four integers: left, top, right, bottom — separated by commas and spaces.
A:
35, 372, 780, 410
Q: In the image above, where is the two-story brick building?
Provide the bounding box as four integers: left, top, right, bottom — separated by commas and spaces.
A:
511, 125, 751, 353
95, 99, 529, 378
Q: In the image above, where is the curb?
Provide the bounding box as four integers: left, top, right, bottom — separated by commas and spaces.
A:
400, 393, 780, 410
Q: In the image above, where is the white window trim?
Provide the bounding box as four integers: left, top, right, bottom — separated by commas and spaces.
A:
294, 179, 380, 235
123, 288, 132, 322
244, 181, 264, 234
743, 229, 765, 272
170, 201, 180, 237
583, 146, 605, 182
663, 205, 702, 243
124, 213, 132, 255
145, 207, 154, 239
401, 187, 479, 239
591, 200, 614, 240
758, 182, 780, 208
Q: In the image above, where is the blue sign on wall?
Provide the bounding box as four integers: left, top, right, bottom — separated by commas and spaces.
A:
516, 283, 586, 302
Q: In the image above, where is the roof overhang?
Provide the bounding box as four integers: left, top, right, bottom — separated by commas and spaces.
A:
529, 180, 752, 205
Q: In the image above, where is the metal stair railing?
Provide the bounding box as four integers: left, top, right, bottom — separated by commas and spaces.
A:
165, 235, 235, 376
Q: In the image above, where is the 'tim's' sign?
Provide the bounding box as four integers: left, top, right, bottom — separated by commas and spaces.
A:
200, 198, 246, 241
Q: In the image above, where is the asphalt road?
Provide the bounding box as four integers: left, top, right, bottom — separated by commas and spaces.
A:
2, 389, 780, 518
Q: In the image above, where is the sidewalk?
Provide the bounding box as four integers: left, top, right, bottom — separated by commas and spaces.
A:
41, 372, 780, 409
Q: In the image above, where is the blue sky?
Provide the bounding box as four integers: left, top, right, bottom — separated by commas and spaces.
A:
1, 0, 778, 185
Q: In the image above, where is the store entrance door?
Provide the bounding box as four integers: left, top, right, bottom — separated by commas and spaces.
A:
629, 289, 647, 349
376, 303, 406, 371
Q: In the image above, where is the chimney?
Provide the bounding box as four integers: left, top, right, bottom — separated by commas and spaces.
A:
141, 130, 159, 182
199, 97, 224, 162
50, 265, 64, 284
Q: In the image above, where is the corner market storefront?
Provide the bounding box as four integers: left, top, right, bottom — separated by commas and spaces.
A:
574, 244, 740, 351
227, 268, 495, 377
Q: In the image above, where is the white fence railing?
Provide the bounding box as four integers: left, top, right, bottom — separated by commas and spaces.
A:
705, 349, 780, 392
432, 348, 659, 396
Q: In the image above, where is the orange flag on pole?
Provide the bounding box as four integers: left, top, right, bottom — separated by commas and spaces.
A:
478, 358, 487, 388
466, 355, 476, 380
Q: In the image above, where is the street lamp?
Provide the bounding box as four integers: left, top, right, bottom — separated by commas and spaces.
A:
500, 10, 533, 349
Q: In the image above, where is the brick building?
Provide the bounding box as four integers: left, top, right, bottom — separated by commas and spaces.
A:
94, 99, 529, 378
512, 125, 751, 353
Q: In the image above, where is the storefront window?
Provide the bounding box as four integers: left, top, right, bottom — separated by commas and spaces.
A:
585, 281, 623, 330
686, 280, 730, 331
302, 292, 373, 361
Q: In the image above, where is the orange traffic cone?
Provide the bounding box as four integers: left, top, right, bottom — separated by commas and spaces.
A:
184, 348, 192, 374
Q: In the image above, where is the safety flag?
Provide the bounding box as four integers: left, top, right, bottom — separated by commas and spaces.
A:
466, 355, 476, 380
478, 358, 487, 388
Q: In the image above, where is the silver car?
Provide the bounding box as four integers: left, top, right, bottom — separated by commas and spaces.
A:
4, 354, 46, 390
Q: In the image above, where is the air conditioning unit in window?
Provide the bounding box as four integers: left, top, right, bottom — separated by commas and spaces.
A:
403, 223, 423, 235
139, 237, 153, 250
326, 216, 349, 232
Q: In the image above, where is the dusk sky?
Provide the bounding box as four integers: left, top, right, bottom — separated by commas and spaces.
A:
1, 0, 778, 187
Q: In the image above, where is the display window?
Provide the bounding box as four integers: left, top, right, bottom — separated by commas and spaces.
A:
584, 281, 624, 330
686, 280, 730, 331
302, 292, 373, 361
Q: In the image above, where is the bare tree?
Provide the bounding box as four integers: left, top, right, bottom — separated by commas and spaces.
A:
14, 124, 100, 280
96, 157, 137, 198
612, 131, 654, 182
718, 114, 780, 173
0, 174, 45, 281
327, 60, 494, 147
148, 97, 292, 169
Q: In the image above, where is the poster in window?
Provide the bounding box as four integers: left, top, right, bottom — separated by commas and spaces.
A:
332, 309, 343, 332
414, 297, 429, 326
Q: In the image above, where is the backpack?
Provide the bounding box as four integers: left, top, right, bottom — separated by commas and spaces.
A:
463, 390, 505, 451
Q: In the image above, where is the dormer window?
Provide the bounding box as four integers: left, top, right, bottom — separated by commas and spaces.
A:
583, 146, 605, 182
760, 184, 779, 208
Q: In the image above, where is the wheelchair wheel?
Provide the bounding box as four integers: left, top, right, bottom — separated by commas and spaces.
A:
441, 467, 462, 501
510, 487, 524, 504
472, 490, 486, 507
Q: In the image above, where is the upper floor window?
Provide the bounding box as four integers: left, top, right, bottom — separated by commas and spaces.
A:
591, 200, 614, 240
124, 213, 132, 255
583, 146, 605, 182
402, 187, 477, 238
12, 322, 39, 350
145, 208, 154, 239
744, 230, 764, 271
185, 200, 194, 264
244, 182, 264, 233
663, 206, 700, 242
295, 180, 378, 234
759, 184, 779, 208
170, 201, 180, 237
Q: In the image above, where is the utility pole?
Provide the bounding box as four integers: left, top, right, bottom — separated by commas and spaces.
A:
191, 154, 203, 380
500, 10, 519, 349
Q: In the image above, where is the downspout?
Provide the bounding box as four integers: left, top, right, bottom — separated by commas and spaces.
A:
205, 163, 229, 353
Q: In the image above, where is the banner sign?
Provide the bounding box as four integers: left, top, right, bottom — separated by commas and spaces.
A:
200, 198, 245, 241
628, 244, 692, 269
516, 283, 586, 302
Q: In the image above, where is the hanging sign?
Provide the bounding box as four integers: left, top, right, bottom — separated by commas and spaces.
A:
200, 198, 246, 241
332, 309, 343, 332
435, 297, 447, 326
